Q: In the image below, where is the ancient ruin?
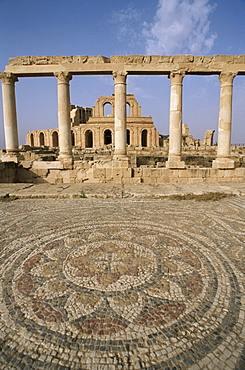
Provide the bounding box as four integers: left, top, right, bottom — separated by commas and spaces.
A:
26, 94, 159, 149
0, 54, 245, 183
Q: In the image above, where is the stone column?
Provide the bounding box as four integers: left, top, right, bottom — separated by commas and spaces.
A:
166, 71, 185, 169
113, 71, 127, 159
213, 72, 236, 169
54, 71, 73, 164
0, 72, 19, 155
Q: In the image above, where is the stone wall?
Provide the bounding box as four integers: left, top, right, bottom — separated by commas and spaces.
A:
0, 162, 17, 183
15, 155, 245, 184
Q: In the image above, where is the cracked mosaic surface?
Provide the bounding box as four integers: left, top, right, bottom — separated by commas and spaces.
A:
0, 198, 245, 369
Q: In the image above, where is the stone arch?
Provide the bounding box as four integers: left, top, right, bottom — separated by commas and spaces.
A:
127, 129, 130, 145
39, 132, 45, 146
103, 102, 113, 117
52, 131, 58, 147
71, 131, 75, 146
104, 129, 112, 145
85, 130, 93, 148
30, 133, 34, 147
141, 129, 148, 147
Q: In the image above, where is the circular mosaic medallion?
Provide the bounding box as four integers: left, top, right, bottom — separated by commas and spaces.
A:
0, 198, 245, 369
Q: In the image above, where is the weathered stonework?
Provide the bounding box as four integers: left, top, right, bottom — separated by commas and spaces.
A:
26, 94, 159, 149
1, 54, 245, 183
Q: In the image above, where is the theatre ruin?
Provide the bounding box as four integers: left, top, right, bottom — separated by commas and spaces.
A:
0, 54, 245, 184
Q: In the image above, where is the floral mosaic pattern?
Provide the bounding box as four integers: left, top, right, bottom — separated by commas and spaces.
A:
0, 198, 245, 369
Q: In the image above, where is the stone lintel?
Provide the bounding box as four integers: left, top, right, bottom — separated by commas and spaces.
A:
3, 54, 245, 77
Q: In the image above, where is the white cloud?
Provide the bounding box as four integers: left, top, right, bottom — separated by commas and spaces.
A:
143, 0, 217, 55
110, 7, 143, 48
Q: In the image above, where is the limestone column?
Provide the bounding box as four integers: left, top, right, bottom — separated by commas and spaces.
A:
166, 71, 185, 169
213, 72, 236, 169
0, 72, 19, 153
54, 71, 72, 161
113, 71, 127, 158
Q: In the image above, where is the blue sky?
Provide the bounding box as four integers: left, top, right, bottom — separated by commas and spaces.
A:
0, 0, 245, 148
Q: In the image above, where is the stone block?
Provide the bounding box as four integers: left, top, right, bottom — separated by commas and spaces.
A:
178, 169, 189, 178
129, 177, 142, 184
232, 168, 245, 178
19, 161, 32, 169
32, 169, 49, 178
93, 168, 106, 179
121, 168, 132, 178
62, 171, 72, 184
32, 161, 64, 170
213, 55, 234, 63
46, 170, 63, 184
105, 168, 114, 180
142, 176, 157, 184
188, 168, 199, 178
198, 168, 210, 178
112, 158, 130, 168
169, 170, 180, 177
141, 168, 152, 177
224, 169, 235, 178
166, 160, 186, 169
212, 158, 235, 169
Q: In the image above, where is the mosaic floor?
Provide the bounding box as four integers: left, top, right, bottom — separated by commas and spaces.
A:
0, 197, 245, 369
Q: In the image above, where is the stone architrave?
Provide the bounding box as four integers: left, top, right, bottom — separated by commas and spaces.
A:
113, 71, 127, 158
54, 71, 73, 162
0, 72, 19, 153
213, 72, 237, 169
166, 71, 186, 169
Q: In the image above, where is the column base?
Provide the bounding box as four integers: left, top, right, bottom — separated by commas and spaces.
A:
113, 156, 129, 168
166, 157, 185, 169
212, 158, 235, 169
1, 151, 20, 163
58, 154, 73, 169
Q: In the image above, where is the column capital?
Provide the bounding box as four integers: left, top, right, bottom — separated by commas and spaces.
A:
219, 71, 237, 86
113, 71, 127, 84
169, 70, 186, 84
0, 72, 18, 84
54, 71, 72, 84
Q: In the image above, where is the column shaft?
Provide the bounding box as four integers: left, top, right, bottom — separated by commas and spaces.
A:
113, 72, 127, 157
0, 73, 19, 152
55, 71, 72, 159
166, 71, 185, 169
213, 72, 236, 169
217, 73, 235, 157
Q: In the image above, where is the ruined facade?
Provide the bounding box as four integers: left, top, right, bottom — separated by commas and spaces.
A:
25, 94, 159, 149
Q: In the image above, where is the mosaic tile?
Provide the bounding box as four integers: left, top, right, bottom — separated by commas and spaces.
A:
0, 198, 244, 369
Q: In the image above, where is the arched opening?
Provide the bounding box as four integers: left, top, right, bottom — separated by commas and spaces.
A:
39, 132, 45, 146
142, 129, 147, 147
71, 131, 75, 146
30, 133, 34, 147
126, 102, 130, 117
104, 129, 112, 145
103, 102, 113, 117
85, 130, 93, 148
52, 131, 58, 147
127, 129, 130, 145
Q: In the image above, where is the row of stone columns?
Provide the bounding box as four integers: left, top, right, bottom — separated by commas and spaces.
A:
0, 70, 237, 168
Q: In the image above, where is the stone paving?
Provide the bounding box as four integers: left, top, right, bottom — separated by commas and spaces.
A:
1, 182, 245, 199
0, 195, 245, 369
